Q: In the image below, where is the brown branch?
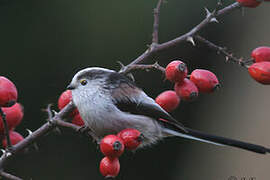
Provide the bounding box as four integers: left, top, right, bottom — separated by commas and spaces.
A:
0, 108, 12, 149
152, 0, 164, 44
0, 171, 23, 180
195, 35, 250, 67
0, 102, 76, 171
119, 2, 242, 74
122, 62, 165, 74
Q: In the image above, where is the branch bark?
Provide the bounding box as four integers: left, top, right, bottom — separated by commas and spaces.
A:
0, 171, 23, 180
195, 35, 250, 67
152, 0, 164, 44
120, 2, 242, 74
0, 102, 76, 170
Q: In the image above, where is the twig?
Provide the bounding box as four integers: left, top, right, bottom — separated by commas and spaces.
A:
54, 120, 81, 132
121, 62, 165, 74
0, 108, 12, 149
0, 171, 23, 180
152, 0, 164, 44
0, 102, 76, 170
195, 35, 249, 67
120, 2, 242, 74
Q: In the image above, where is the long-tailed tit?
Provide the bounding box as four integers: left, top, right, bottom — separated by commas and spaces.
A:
67, 67, 270, 154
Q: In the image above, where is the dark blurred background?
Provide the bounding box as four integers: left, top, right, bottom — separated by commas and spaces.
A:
0, 0, 270, 179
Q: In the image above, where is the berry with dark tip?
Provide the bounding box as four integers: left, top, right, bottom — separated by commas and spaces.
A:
174, 78, 199, 101
117, 128, 143, 150
190, 69, 220, 93
248, 62, 270, 84
99, 157, 120, 178
100, 135, 125, 158
165, 60, 188, 83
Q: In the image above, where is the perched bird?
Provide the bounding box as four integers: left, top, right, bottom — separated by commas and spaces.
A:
67, 67, 270, 154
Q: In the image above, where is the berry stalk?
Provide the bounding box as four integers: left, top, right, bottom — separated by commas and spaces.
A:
0, 108, 12, 149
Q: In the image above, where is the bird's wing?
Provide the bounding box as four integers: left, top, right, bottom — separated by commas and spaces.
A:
109, 74, 187, 133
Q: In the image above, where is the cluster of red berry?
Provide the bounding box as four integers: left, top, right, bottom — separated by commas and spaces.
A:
155, 60, 219, 112
58, 90, 84, 126
236, 0, 270, 8
248, 46, 270, 84
99, 129, 142, 178
0, 77, 24, 148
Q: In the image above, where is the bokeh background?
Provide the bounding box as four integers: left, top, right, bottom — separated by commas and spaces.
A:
0, 0, 270, 179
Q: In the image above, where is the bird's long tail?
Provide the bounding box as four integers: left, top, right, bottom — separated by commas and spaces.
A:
163, 127, 270, 154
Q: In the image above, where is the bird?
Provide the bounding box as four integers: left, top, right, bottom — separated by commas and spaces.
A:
67, 67, 270, 154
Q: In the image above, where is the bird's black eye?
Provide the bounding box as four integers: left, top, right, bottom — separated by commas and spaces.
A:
80, 79, 88, 86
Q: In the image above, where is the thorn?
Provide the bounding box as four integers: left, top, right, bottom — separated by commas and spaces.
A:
210, 17, 219, 23
217, 0, 223, 6
205, 7, 211, 18
1, 149, 6, 155
187, 36, 196, 46
54, 127, 62, 135
117, 61, 125, 68
0, 150, 11, 157
26, 129, 33, 136
52, 110, 58, 116
33, 143, 39, 151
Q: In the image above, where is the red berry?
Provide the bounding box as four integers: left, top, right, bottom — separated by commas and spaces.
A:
99, 157, 120, 178
251, 46, 270, 63
165, 60, 188, 83
100, 135, 125, 158
71, 114, 85, 126
117, 128, 142, 150
58, 90, 79, 116
0, 103, 23, 133
155, 90, 180, 112
174, 78, 199, 101
0, 76, 18, 107
190, 69, 220, 93
236, 0, 261, 8
248, 62, 270, 84
2, 131, 24, 148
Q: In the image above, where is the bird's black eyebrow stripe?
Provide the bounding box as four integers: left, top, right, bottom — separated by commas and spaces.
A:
106, 72, 136, 87
76, 70, 110, 80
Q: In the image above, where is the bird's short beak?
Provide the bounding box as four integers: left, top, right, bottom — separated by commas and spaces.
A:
67, 84, 75, 90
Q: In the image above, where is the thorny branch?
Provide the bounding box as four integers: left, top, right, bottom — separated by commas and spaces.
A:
195, 35, 252, 67
120, 2, 242, 74
0, 1, 249, 179
0, 171, 23, 180
122, 62, 165, 74
152, 0, 164, 44
0, 102, 79, 179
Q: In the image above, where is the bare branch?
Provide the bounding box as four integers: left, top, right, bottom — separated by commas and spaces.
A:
122, 62, 165, 74
120, 2, 242, 74
0, 108, 12, 149
195, 35, 250, 67
0, 171, 23, 180
0, 102, 76, 170
55, 120, 81, 132
152, 0, 164, 44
